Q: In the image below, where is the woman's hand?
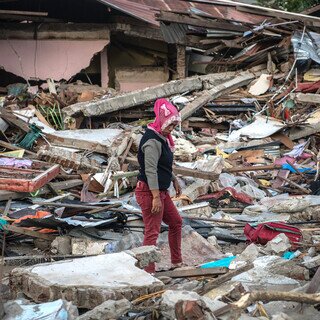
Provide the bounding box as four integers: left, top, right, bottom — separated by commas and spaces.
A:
173, 178, 182, 197
151, 190, 162, 214
152, 196, 162, 214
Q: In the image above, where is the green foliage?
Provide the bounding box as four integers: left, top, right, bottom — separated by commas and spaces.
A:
257, 0, 320, 12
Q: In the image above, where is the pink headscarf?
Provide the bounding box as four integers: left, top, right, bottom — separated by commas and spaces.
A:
148, 98, 181, 151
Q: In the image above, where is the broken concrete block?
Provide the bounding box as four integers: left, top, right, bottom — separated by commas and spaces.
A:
174, 138, 198, 161
104, 232, 143, 253
264, 299, 320, 320
204, 281, 245, 301
230, 243, 260, 269
10, 252, 163, 309
77, 299, 131, 320
272, 313, 294, 320
71, 237, 108, 255
180, 202, 212, 218
175, 179, 211, 206
125, 245, 161, 269
303, 254, 320, 269
3, 299, 78, 320
171, 279, 201, 292
51, 236, 72, 255
239, 316, 268, 320
37, 146, 102, 173
175, 298, 225, 320
161, 290, 201, 319
232, 256, 300, 292
157, 225, 223, 271
207, 235, 221, 249
265, 233, 291, 254
270, 259, 309, 281
174, 300, 208, 320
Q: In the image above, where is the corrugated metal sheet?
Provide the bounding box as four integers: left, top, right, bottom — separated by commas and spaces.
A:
160, 21, 188, 44
97, 0, 160, 25
98, 0, 269, 26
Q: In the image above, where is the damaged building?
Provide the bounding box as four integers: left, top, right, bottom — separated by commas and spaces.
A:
1, 0, 320, 320
0, 0, 175, 91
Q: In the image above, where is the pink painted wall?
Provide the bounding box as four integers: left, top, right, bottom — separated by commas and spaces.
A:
100, 45, 109, 88
0, 39, 109, 81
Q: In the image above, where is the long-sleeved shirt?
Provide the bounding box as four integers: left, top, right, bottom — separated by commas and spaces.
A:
137, 128, 174, 190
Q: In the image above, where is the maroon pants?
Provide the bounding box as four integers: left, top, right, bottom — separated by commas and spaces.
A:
135, 180, 182, 273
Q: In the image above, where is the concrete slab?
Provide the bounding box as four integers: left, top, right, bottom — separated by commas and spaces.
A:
10, 252, 163, 309
157, 226, 223, 271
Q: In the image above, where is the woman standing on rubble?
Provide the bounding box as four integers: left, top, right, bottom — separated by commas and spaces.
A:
135, 98, 183, 274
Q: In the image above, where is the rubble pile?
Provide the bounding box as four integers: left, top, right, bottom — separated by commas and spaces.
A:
2, 4, 320, 320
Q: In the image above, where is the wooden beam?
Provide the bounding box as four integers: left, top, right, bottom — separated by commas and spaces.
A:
0, 140, 37, 157
233, 291, 320, 309
181, 215, 246, 226
3, 224, 56, 241
0, 23, 110, 40
126, 157, 219, 181
0, 109, 30, 132
196, 263, 254, 295
180, 70, 258, 120
227, 164, 281, 173
278, 176, 311, 194
0, 10, 48, 16
0, 14, 61, 23
156, 267, 227, 278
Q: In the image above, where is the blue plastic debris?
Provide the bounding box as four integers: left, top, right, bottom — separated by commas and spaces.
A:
281, 163, 315, 174
200, 256, 236, 269
283, 251, 301, 260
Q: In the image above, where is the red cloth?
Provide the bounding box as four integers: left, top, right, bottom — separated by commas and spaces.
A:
135, 180, 182, 273
147, 98, 180, 151
197, 187, 253, 204
244, 222, 302, 250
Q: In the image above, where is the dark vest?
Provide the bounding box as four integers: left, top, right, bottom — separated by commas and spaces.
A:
137, 129, 173, 190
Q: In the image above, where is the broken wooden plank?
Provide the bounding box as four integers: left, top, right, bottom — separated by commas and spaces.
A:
233, 290, 320, 309
196, 263, 254, 295
0, 10, 48, 16
181, 215, 246, 226
156, 267, 227, 278
3, 224, 56, 241
2, 198, 12, 217
126, 157, 219, 181
63, 72, 238, 118
120, 137, 133, 165
0, 164, 60, 193
278, 176, 310, 194
180, 70, 258, 120
227, 164, 281, 173
0, 140, 37, 156
0, 109, 30, 132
